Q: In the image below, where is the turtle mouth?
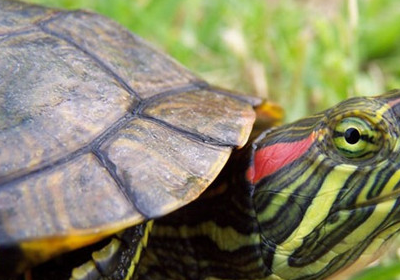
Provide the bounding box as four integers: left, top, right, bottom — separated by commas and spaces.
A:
352, 188, 400, 209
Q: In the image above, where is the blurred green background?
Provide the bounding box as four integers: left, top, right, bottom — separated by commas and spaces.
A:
24, 0, 400, 279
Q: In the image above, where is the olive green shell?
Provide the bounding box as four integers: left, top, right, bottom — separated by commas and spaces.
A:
0, 0, 255, 272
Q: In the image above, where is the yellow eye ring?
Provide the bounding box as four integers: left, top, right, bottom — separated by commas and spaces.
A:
332, 117, 382, 159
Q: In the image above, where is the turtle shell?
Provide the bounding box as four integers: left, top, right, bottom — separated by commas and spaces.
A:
0, 0, 256, 274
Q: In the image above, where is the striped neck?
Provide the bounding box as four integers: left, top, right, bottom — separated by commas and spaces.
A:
248, 92, 400, 280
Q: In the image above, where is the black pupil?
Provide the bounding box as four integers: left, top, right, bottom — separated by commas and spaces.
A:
344, 127, 361, 144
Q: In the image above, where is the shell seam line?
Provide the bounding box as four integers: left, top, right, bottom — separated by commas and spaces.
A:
91, 149, 149, 219
211, 87, 262, 107
140, 114, 234, 148
0, 113, 133, 187
0, 10, 62, 37
137, 82, 210, 108
36, 11, 142, 101
0, 28, 35, 42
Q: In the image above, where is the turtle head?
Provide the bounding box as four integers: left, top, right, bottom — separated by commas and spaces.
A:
246, 90, 400, 279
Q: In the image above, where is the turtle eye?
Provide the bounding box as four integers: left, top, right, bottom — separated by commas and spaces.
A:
332, 117, 382, 159
344, 127, 361, 144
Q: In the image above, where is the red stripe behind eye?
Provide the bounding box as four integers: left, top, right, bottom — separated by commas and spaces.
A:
388, 98, 400, 107
246, 132, 316, 184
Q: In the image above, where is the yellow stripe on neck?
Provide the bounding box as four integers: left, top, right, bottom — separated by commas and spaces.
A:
272, 163, 357, 279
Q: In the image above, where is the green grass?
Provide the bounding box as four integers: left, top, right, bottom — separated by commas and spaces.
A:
351, 260, 400, 280
23, 0, 400, 279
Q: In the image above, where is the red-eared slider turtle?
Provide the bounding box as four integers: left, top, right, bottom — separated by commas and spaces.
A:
2, 1, 400, 280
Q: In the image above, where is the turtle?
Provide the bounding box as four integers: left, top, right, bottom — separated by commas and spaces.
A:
1, 1, 400, 280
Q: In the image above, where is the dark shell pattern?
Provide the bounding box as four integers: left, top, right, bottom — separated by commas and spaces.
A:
0, 0, 255, 262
